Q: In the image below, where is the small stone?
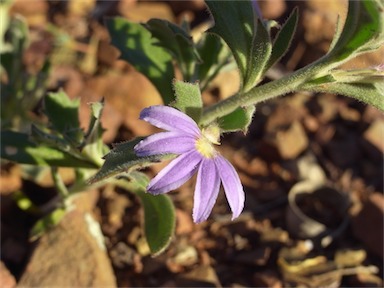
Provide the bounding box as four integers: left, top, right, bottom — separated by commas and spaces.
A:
257, 0, 286, 19
253, 270, 282, 288
275, 121, 308, 159
18, 210, 116, 287
351, 193, 384, 259
176, 209, 194, 235
363, 119, 384, 154
0, 261, 16, 288
175, 265, 221, 288
236, 247, 271, 266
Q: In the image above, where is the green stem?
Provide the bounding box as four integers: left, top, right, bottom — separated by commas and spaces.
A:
51, 167, 69, 199
200, 57, 335, 125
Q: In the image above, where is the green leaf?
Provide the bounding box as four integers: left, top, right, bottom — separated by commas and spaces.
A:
105, 17, 174, 105
30, 208, 67, 241
196, 34, 233, 91
116, 172, 176, 256
304, 81, 384, 111
265, 7, 298, 71
1, 131, 97, 168
172, 80, 203, 123
218, 105, 256, 133
44, 90, 83, 144
145, 19, 200, 81
137, 190, 175, 256
81, 101, 108, 167
325, 0, 384, 65
88, 138, 176, 184
206, 0, 272, 92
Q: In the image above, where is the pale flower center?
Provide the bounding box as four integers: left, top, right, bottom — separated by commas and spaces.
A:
195, 125, 221, 159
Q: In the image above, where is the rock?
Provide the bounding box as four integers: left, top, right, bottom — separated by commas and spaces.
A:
236, 247, 271, 266
118, 2, 175, 22
253, 270, 282, 288
274, 121, 308, 159
257, 0, 286, 19
362, 119, 384, 159
10, 0, 48, 26
18, 210, 116, 287
176, 209, 194, 235
0, 261, 16, 288
175, 265, 221, 287
326, 134, 360, 168
0, 164, 21, 195
351, 193, 384, 259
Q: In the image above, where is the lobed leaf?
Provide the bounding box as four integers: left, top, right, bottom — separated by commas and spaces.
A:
88, 138, 176, 184
44, 90, 83, 144
218, 106, 256, 133
105, 17, 174, 104
172, 80, 203, 123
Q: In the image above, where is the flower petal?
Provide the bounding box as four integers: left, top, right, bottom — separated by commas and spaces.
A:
134, 131, 196, 157
140, 106, 200, 136
215, 156, 245, 220
147, 150, 202, 195
193, 159, 221, 223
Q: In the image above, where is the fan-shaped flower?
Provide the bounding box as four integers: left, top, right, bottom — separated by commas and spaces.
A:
134, 105, 245, 223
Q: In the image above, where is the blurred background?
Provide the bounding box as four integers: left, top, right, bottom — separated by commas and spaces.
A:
1, 0, 383, 287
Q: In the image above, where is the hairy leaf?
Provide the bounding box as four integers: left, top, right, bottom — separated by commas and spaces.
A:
44, 90, 83, 144
172, 80, 203, 123
145, 19, 199, 81
105, 17, 174, 104
88, 138, 175, 184
117, 172, 176, 256
206, 0, 272, 92
326, 0, 384, 66
218, 106, 256, 133
265, 7, 298, 71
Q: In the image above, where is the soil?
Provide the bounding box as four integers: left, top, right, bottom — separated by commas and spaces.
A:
1, 1, 383, 287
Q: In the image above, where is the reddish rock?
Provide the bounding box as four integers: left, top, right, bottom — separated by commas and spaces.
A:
274, 121, 308, 159
362, 119, 384, 155
351, 193, 384, 259
0, 261, 16, 288
18, 210, 116, 287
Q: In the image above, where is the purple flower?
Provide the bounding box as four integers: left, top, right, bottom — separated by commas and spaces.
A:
134, 105, 245, 223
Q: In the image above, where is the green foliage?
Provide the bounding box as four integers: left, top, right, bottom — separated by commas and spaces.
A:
218, 106, 256, 133
172, 80, 203, 123
206, 0, 272, 92
44, 90, 83, 144
105, 17, 174, 104
1, 16, 49, 130
137, 189, 176, 256
121, 172, 176, 256
303, 79, 384, 111
1, 131, 98, 168
88, 138, 176, 184
145, 19, 200, 81
195, 34, 233, 91
325, 0, 384, 66
30, 208, 67, 241
265, 7, 298, 72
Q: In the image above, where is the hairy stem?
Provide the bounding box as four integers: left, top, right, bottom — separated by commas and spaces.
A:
200, 57, 335, 125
